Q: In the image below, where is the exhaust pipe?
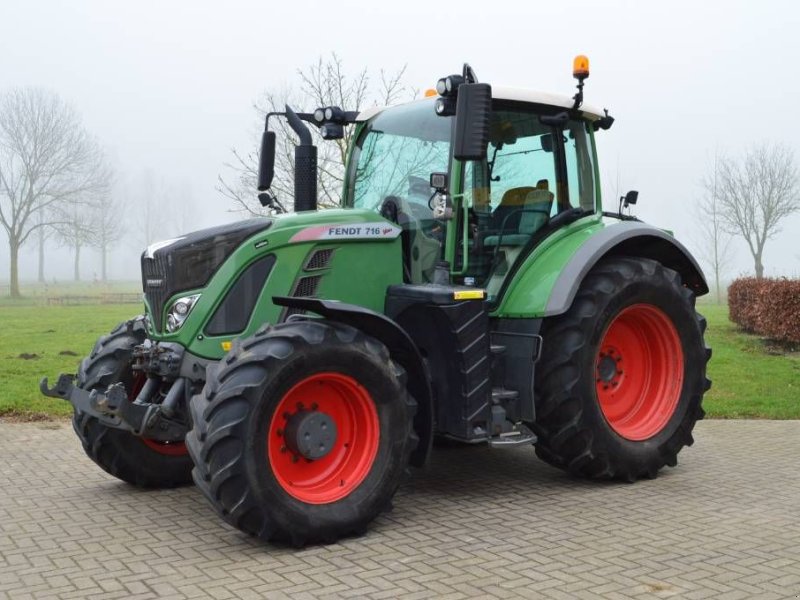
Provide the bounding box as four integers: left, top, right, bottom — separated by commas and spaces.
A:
285, 105, 317, 212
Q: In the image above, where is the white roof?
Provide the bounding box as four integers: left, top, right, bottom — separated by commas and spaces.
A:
356, 86, 605, 122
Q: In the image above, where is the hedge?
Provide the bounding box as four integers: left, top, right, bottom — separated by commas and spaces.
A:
728, 277, 800, 343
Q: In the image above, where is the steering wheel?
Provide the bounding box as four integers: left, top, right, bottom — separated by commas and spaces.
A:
380, 195, 444, 241
406, 200, 434, 222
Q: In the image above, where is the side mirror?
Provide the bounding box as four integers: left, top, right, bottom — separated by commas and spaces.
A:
623, 190, 638, 207
453, 83, 492, 161
540, 133, 554, 153
257, 131, 276, 191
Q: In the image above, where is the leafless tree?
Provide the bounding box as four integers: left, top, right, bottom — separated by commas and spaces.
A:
0, 87, 108, 297
53, 198, 97, 281
170, 184, 197, 237
716, 143, 799, 278
130, 169, 171, 248
35, 205, 55, 282
697, 153, 735, 303
88, 192, 125, 281
218, 53, 413, 216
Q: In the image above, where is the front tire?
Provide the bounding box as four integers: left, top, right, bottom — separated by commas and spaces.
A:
73, 317, 193, 488
532, 257, 711, 481
186, 320, 416, 546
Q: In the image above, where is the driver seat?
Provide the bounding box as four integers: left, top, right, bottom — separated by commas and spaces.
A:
485, 181, 554, 246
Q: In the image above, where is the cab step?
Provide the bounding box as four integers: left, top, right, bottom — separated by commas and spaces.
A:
488, 423, 537, 448
491, 387, 519, 404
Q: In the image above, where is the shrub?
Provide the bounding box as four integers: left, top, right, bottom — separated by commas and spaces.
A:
728, 277, 800, 343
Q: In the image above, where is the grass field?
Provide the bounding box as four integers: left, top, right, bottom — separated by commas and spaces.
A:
0, 304, 142, 417
700, 303, 799, 418
0, 301, 798, 419
0, 281, 140, 307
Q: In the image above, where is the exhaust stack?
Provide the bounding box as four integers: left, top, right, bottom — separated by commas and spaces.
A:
285, 105, 317, 212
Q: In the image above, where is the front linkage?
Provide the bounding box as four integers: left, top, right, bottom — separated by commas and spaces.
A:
40, 340, 190, 443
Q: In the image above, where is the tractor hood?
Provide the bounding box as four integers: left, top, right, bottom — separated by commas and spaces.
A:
141, 218, 272, 331
142, 208, 403, 354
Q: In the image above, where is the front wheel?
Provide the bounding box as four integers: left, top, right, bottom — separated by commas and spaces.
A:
186, 320, 417, 546
73, 317, 193, 488
532, 257, 711, 481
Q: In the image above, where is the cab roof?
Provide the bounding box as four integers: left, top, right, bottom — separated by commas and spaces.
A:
356, 86, 605, 122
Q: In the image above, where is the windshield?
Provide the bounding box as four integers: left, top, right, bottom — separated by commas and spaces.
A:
347, 100, 451, 211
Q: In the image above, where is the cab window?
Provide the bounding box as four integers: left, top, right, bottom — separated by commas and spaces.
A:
459, 106, 595, 300
348, 101, 451, 283
564, 119, 596, 212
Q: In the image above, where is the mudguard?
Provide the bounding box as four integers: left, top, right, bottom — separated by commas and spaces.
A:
272, 296, 434, 467
497, 220, 708, 318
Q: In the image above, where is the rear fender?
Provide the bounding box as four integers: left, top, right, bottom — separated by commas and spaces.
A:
497, 221, 708, 318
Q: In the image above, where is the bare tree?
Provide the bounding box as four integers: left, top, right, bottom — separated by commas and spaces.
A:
88, 193, 125, 281
53, 200, 94, 281
218, 53, 413, 216
716, 143, 799, 278
35, 205, 55, 282
603, 157, 624, 210
170, 183, 197, 237
697, 153, 734, 303
130, 169, 170, 248
0, 87, 108, 297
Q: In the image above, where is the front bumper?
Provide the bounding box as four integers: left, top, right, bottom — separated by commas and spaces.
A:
39, 341, 200, 442
40, 374, 189, 441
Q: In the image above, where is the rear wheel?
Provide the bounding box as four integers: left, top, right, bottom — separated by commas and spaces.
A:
532, 257, 711, 481
186, 320, 416, 546
72, 317, 193, 488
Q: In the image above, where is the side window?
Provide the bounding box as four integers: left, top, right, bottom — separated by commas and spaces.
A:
564, 120, 596, 212
488, 132, 557, 209
461, 108, 562, 298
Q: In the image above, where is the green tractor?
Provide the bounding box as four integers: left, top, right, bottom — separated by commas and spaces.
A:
42, 57, 711, 545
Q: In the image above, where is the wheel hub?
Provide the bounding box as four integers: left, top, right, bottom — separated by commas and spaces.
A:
283, 410, 338, 460
596, 350, 621, 384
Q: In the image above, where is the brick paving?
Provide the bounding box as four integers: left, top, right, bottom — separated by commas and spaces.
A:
1, 420, 799, 599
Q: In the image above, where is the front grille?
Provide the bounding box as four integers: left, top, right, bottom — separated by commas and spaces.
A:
142, 255, 169, 330
139, 218, 273, 333
304, 248, 334, 271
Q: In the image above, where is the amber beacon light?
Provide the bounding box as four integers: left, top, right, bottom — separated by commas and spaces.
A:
573, 55, 590, 80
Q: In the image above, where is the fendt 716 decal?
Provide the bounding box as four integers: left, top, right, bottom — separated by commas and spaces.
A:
290, 223, 402, 243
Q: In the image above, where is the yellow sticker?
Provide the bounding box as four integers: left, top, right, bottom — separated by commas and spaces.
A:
453, 289, 486, 300
221, 341, 232, 352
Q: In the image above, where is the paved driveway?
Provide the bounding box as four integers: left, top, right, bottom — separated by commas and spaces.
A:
1, 420, 799, 599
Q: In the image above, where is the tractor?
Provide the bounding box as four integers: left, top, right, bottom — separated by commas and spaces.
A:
42, 56, 711, 546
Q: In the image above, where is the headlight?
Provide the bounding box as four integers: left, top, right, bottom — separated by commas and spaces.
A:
165, 294, 200, 333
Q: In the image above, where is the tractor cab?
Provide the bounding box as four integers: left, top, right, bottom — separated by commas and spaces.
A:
344, 85, 606, 300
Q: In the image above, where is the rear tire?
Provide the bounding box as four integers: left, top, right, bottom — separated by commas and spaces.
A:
186, 320, 416, 546
72, 317, 193, 488
532, 257, 711, 481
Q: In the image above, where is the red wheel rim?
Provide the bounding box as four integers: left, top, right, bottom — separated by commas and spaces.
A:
130, 373, 188, 456
595, 304, 684, 441
267, 372, 380, 504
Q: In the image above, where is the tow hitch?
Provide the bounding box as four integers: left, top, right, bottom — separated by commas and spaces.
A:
40, 374, 188, 442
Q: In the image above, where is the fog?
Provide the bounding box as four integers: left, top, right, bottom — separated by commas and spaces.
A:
1, 0, 799, 285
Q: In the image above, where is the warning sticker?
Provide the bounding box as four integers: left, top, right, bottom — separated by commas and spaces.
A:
290, 223, 402, 243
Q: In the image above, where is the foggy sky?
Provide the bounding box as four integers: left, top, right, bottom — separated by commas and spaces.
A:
1, 0, 799, 283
